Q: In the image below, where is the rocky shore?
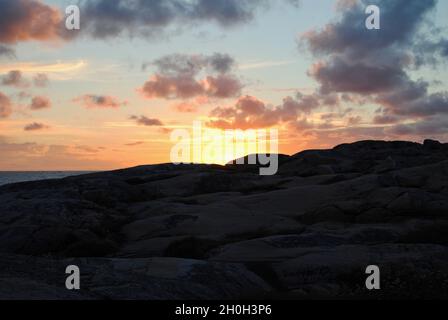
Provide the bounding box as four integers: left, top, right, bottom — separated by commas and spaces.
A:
1, 140, 448, 299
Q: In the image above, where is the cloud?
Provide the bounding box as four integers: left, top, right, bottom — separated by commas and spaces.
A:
0, 61, 87, 74
386, 117, 448, 137
75, 145, 101, 153
301, 0, 448, 135
373, 114, 401, 125
302, 0, 438, 59
74, 95, 127, 109
24, 122, 50, 131
207, 94, 320, 129
0, 0, 66, 44
140, 53, 243, 100
173, 102, 199, 113
141, 74, 204, 99
1, 70, 29, 87
0, 45, 15, 58
33, 73, 49, 87
125, 141, 145, 147
140, 74, 243, 99
130, 115, 164, 127
0, 91, 12, 118
81, 0, 270, 39
30, 96, 51, 110
0, 140, 119, 171
0, 0, 297, 57
1, 70, 50, 88
347, 115, 362, 126
151, 53, 236, 75
202, 75, 243, 98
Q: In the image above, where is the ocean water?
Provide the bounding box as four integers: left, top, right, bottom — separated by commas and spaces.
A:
0, 171, 96, 187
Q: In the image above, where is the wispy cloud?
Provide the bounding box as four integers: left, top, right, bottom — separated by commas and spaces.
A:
0, 61, 87, 77
239, 60, 296, 70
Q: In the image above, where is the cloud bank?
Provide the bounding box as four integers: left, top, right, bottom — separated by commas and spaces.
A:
299, 0, 448, 139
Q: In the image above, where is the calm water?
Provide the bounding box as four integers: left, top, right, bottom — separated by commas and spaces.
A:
0, 171, 96, 186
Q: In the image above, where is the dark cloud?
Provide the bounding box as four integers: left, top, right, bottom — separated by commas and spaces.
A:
0, 45, 15, 58
130, 115, 164, 126
30, 96, 51, 110
0, 91, 12, 118
0, 0, 297, 57
373, 114, 401, 125
386, 117, 448, 137
303, 0, 438, 59
347, 115, 362, 126
1, 70, 29, 87
24, 122, 49, 131
203, 75, 243, 98
301, 0, 448, 135
82, 0, 269, 39
74, 95, 127, 109
151, 53, 236, 75
0, 0, 294, 58
141, 53, 243, 100
140, 74, 242, 99
309, 59, 409, 95
141, 74, 204, 99
1, 71, 49, 88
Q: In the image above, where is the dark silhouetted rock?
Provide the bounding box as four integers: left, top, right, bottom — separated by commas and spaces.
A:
1, 140, 448, 299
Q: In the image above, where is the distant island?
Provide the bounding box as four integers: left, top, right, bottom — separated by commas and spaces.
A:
1, 140, 447, 299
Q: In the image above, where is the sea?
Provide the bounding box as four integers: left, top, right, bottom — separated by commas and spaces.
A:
0, 171, 97, 187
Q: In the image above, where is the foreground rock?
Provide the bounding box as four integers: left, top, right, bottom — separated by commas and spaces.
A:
0, 140, 448, 299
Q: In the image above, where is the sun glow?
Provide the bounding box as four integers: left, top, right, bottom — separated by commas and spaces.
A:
170, 121, 278, 166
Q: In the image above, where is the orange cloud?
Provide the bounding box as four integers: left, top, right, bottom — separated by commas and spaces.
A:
0, 0, 65, 44
207, 94, 320, 130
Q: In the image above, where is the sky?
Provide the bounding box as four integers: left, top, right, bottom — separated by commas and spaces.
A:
0, 0, 447, 170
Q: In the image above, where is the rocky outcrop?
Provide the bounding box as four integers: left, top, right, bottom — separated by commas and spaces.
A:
1, 140, 448, 299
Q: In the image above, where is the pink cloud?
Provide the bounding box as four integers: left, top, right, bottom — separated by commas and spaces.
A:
30, 96, 51, 110
0, 0, 65, 44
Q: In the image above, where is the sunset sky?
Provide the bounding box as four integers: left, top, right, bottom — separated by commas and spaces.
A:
0, 0, 448, 170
